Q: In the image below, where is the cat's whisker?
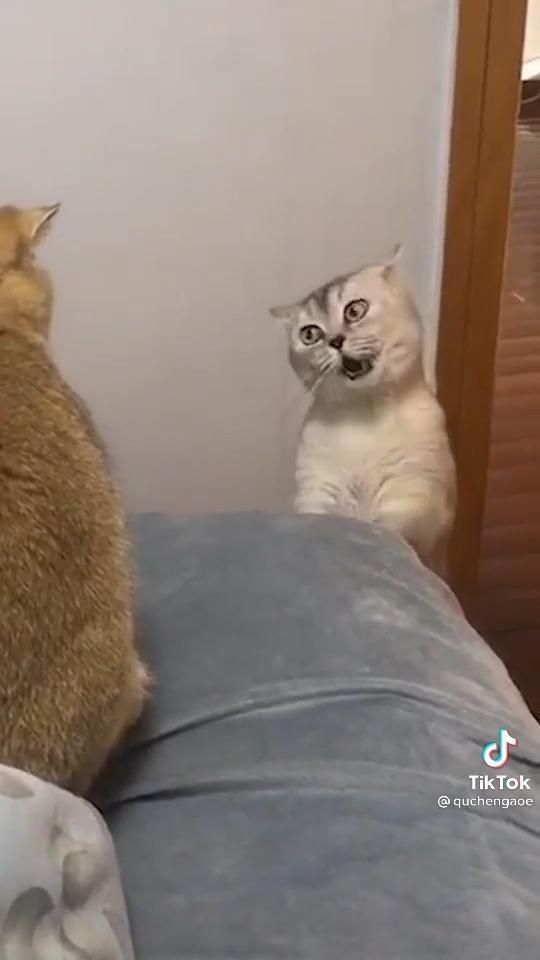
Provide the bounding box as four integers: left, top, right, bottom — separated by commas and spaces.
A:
310, 362, 334, 396
279, 359, 335, 450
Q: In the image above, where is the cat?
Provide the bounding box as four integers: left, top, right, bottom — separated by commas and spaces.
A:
0, 203, 148, 793
271, 248, 456, 567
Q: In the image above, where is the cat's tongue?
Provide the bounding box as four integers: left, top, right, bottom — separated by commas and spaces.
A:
341, 355, 373, 379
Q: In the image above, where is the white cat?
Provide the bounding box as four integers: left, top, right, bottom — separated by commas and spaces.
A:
271, 249, 456, 566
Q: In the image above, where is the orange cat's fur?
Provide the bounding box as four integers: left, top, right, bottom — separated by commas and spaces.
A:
0, 204, 148, 793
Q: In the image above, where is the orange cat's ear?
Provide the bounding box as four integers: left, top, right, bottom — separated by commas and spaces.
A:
18, 204, 61, 245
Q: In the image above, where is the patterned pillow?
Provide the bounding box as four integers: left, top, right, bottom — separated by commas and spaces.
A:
0, 765, 133, 959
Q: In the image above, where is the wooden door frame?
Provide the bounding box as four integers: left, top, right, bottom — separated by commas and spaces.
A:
437, 0, 528, 608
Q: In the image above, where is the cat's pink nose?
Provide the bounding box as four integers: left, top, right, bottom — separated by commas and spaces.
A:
329, 334, 344, 350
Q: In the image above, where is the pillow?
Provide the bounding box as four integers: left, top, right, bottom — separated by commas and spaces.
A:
0, 764, 133, 959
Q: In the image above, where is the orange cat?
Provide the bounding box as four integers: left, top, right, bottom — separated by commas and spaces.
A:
0, 204, 148, 793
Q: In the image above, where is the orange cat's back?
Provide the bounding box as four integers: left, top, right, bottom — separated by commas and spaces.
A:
0, 205, 147, 792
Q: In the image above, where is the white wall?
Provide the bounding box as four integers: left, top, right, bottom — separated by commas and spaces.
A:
524, 0, 540, 63
0, 0, 456, 513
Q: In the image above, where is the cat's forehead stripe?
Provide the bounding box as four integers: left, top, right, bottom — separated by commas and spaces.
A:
303, 274, 349, 315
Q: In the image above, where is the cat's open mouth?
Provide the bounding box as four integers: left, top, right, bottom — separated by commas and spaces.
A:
341, 354, 376, 380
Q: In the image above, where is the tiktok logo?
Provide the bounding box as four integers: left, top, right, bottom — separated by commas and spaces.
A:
482, 728, 518, 768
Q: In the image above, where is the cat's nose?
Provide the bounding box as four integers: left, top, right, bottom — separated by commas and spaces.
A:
329, 334, 345, 350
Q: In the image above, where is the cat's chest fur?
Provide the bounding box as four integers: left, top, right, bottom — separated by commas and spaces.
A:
295, 388, 449, 516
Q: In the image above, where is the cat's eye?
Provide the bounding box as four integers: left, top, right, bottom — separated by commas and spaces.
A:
343, 299, 369, 324
299, 324, 324, 345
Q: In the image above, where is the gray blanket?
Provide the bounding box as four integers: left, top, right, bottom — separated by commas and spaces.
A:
99, 513, 540, 959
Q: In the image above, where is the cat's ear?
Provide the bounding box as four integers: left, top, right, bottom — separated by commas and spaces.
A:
269, 303, 298, 326
382, 243, 403, 279
18, 204, 61, 245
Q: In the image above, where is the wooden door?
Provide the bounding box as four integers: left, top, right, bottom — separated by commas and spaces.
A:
475, 86, 540, 714
437, 0, 540, 715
